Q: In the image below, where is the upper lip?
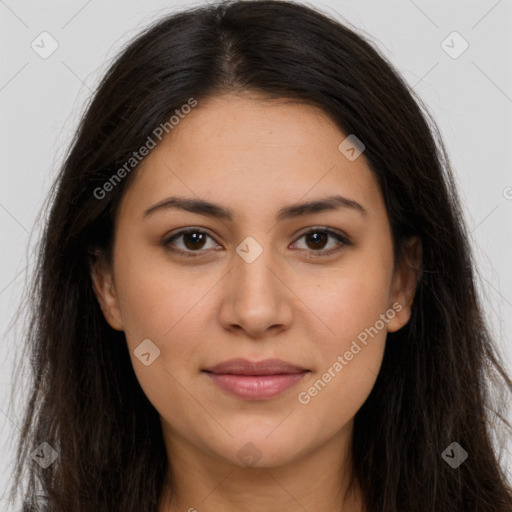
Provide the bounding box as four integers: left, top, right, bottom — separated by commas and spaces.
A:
203, 358, 309, 375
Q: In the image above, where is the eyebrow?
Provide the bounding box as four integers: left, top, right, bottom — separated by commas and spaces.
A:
142, 194, 367, 221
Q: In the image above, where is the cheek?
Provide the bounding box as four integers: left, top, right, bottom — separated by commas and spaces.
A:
113, 234, 211, 339
115, 261, 210, 424
112, 241, 216, 393
295, 342, 383, 443
308, 250, 393, 347
118, 269, 212, 376
295, 274, 390, 430
295, 244, 392, 408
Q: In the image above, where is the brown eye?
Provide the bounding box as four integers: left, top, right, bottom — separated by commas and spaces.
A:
162, 228, 219, 257
292, 228, 351, 256
304, 231, 329, 250
181, 231, 207, 250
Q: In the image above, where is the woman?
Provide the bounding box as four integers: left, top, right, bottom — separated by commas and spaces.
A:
8, 1, 512, 510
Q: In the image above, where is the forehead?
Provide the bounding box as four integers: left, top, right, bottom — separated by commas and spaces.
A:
119, 93, 383, 222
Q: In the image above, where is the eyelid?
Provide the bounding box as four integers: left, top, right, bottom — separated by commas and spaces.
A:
290, 226, 352, 256
161, 225, 352, 257
162, 226, 221, 257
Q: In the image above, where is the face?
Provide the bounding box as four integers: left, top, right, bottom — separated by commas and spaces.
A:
92, 92, 420, 471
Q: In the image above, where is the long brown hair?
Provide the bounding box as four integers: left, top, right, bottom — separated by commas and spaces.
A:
7, 1, 512, 510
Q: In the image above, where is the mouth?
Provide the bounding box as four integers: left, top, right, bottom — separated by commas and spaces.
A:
202, 358, 311, 400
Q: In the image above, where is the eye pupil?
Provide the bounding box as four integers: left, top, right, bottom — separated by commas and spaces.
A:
307, 232, 328, 250
184, 232, 206, 250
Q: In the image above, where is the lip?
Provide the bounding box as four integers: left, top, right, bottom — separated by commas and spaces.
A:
203, 358, 310, 400
204, 358, 308, 375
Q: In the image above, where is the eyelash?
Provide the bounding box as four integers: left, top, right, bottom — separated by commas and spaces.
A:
161, 227, 353, 258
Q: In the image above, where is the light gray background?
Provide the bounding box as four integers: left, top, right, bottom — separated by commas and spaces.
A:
1, 0, 511, 508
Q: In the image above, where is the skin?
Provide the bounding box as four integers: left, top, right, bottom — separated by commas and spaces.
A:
91, 92, 422, 512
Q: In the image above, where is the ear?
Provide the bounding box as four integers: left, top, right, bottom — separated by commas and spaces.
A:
387, 236, 422, 333
89, 250, 124, 331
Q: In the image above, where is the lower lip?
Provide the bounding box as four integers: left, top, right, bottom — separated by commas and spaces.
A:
204, 372, 308, 400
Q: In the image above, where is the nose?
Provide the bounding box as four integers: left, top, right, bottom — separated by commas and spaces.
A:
218, 243, 294, 339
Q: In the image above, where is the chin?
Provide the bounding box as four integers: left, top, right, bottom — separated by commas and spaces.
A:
214, 432, 310, 469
